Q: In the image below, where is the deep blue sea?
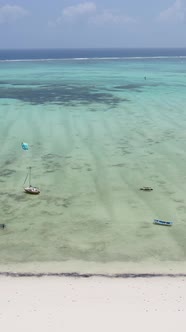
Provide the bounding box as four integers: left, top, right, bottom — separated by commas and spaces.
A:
0, 48, 186, 274
0, 48, 186, 60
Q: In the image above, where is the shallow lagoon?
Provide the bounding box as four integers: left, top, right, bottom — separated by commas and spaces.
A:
0, 57, 186, 273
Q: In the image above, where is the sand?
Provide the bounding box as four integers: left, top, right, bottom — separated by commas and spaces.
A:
0, 276, 185, 332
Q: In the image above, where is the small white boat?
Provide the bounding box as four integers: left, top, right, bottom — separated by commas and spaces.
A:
24, 185, 40, 195
23, 167, 40, 195
153, 219, 173, 226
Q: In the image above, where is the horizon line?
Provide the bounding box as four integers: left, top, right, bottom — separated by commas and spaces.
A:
0, 46, 186, 50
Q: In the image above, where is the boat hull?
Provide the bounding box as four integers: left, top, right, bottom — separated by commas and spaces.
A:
153, 219, 173, 226
24, 186, 40, 195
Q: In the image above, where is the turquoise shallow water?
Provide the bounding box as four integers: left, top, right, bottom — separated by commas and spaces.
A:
0, 57, 186, 273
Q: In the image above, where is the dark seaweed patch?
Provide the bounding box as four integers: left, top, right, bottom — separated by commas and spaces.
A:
38, 194, 73, 208
0, 192, 27, 204
0, 169, 16, 177
0, 83, 126, 106
6, 193, 27, 202
42, 153, 63, 160
62, 197, 72, 208
41, 153, 63, 173
111, 163, 126, 167
3, 160, 13, 166
114, 84, 142, 91
114, 82, 162, 92
41, 153, 62, 173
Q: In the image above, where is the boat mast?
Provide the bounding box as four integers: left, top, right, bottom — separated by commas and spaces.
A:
29, 166, 32, 186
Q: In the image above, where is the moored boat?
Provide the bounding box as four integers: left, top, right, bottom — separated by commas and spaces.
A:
23, 167, 40, 195
24, 185, 40, 195
140, 186, 153, 191
153, 219, 173, 226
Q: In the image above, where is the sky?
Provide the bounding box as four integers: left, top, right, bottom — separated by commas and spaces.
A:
0, 0, 186, 48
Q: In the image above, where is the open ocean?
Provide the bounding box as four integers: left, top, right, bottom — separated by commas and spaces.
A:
0, 48, 186, 274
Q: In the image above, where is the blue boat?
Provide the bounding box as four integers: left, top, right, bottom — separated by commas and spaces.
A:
153, 219, 173, 226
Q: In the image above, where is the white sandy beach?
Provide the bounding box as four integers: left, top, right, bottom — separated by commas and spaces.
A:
0, 276, 185, 332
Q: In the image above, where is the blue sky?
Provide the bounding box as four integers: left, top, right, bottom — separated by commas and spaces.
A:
0, 0, 186, 48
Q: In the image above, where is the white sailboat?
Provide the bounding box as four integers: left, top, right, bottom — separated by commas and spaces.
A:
23, 166, 40, 195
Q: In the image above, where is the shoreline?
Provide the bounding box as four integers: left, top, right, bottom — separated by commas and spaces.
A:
0, 271, 186, 278
0, 259, 186, 276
